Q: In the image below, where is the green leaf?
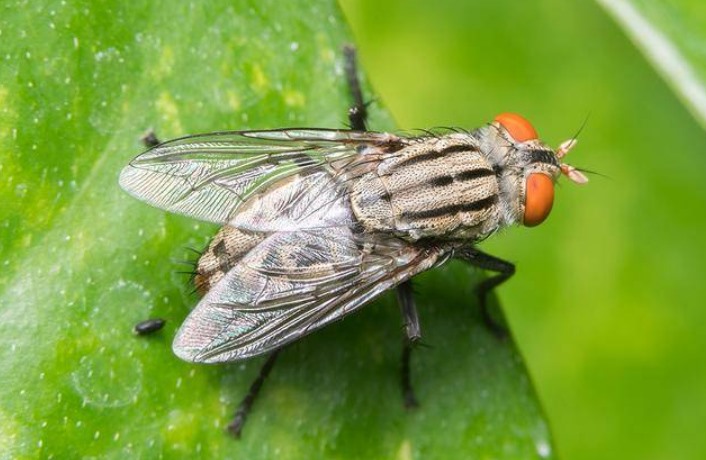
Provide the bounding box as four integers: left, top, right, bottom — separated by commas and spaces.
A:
0, 1, 553, 458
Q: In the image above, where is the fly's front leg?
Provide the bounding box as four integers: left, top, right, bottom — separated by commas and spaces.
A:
455, 247, 516, 337
227, 350, 280, 438
343, 45, 369, 131
396, 280, 420, 408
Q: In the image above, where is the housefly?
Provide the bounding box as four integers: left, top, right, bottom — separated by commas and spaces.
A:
119, 46, 587, 436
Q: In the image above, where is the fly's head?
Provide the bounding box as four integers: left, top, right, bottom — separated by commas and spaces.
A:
489, 112, 588, 228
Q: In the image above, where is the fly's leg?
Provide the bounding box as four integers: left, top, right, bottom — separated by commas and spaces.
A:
132, 318, 166, 336
141, 129, 160, 148
131, 113, 162, 329
343, 45, 369, 131
227, 350, 280, 438
455, 247, 516, 337
396, 280, 420, 408
344, 44, 419, 406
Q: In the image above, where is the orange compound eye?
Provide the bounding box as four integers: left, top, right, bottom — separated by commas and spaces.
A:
494, 113, 538, 142
523, 173, 555, 227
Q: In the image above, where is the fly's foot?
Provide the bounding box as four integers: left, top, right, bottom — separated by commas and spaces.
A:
140, 129, 160, 148
478, 292, 509, 339
226, 413, 246, 439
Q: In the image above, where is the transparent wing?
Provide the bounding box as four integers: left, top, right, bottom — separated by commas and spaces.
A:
119, 129, 400, 225
172, 229, 446, 363
229, 169, 354, 232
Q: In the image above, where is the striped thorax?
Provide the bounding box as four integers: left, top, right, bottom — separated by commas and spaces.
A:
350, 113, 585, 242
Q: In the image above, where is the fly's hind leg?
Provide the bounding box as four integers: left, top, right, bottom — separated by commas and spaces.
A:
140, 129, 161, 148
396, 280, 421, 408
227, 350, 280, 438
455, 247, 516, 337
343, 45, 369, 131
130, 125, 164, 334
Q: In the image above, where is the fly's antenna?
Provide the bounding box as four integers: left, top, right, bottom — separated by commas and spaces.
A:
560, 163, 589, 184
557, 115, 590, 184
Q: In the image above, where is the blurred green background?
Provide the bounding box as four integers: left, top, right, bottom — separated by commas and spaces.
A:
340, 0, 706, 459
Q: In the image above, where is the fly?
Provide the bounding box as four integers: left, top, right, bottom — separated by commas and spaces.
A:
120, 46, 587, 436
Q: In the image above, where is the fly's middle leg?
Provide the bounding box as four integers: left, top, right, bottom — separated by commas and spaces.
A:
224, 47, 367, 437
345, 44, 419, 408
343, 45, 369, 131
396, 280, 421, 408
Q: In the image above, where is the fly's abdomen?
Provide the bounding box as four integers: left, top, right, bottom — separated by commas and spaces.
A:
350, 137, 501, 241
195, 226, 265, 295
